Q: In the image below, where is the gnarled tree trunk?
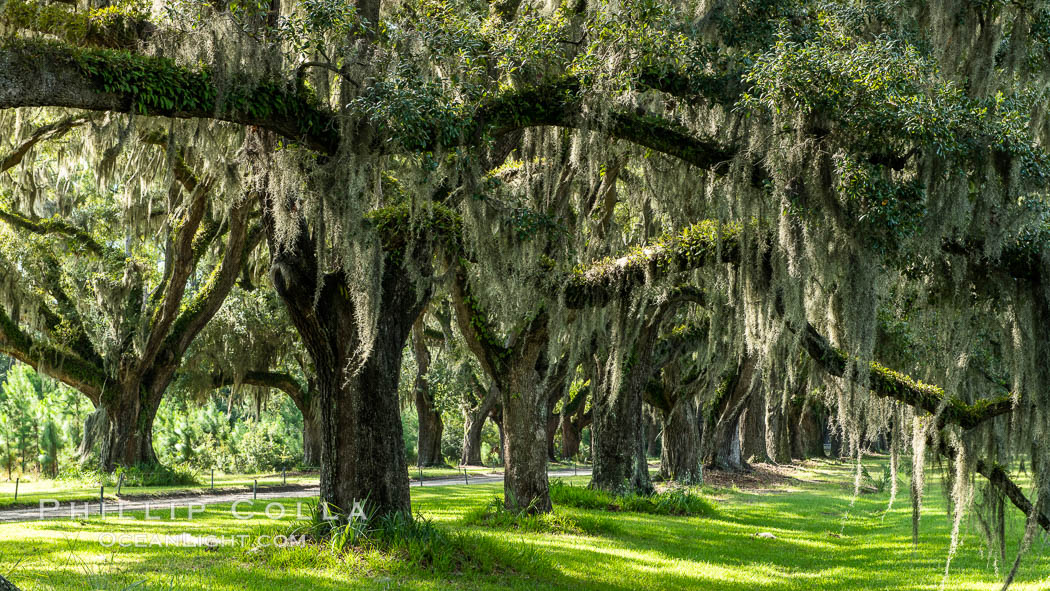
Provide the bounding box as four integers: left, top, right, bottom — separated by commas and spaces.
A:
269, 206, 430, 518
500, 330, 553, 513
661, 396, 703, 484
590, 299, 672, 495
741, 387, 770, 464
99, 385, 160, 468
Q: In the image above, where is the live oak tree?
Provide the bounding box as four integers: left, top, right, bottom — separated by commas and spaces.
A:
4, 5, 1050, 587
0, 114, 259, 469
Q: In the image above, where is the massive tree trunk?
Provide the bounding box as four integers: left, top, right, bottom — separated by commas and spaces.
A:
661, 396, 703, 483
99, 385, 160, 468
268, 204, 430, 518
741, 387, 770, 463
591, 360, 653, 494
412, 320, 444, 467
590, 299, 673, 495
501, 344, 553, 513
451, 265, 554, 513
702, 355, 757, 471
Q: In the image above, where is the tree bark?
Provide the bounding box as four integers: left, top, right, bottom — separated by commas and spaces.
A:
501, 347, 553, 513
645, 406, 662, 458
0, 573, 21, 591
741, 387, 770, 463
790, 397, 825, 459
461, 380, 498, 466
589, 299, 672, 495
450, 267, 553, 512
702, 356, 757, 471
559, 385, 590, 460
412, 320, 444, 467
302, 403, 321, 467
268, 203, 429, 518
661, 396, 703, 484
766, 395, 793, 464
99, 385, 159, 468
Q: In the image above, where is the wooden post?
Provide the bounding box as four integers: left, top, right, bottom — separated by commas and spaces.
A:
99, 485, 104, 518
116, 472, 125, 496
418, 466, 423, 487
463, 468, 468, 485
282, 467, 286, 486
253, 479, 257, 501
13, 478, 17, 502
211, 469, 214, 490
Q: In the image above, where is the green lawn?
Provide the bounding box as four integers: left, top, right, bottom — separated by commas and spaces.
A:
1, 459, 1047, 590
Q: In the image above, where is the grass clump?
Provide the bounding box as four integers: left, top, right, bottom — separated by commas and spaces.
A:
549, 479, 716, 516
289, 502, 481, 573
462, 496, 618, 535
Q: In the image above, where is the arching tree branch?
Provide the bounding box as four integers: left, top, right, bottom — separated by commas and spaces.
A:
0, 304, 106, 404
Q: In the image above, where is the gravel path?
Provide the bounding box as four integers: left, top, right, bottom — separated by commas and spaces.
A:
0, 468, 591, 523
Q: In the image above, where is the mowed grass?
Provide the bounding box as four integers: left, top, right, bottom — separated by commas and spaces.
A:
0, 459, 1048, 590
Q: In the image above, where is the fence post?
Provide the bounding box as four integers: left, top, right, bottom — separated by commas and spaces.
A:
99, 486, 104, 519
13, 477, 18, 502
418, 466, 423, 487
116, 472, 125, 496
463, 468, 468, 485
282, 467, 286, 486
211, 469, 214, 491
253, 479, 257, 501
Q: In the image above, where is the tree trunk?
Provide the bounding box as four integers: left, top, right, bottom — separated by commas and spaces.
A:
741, 387, 770, 463
461, 384, 497, 466
99, 385, 159, 469
560, 385, 589, 460
302, 404, 321, 467
0, 573, 21, 591
561, 415, 582, 459
828, 425, 844, 458
416, 403, 443, 467
766, 395, 793, 464
270, 212, 429, 519
546, 412, 560, 462
591, 363, 653, 494
78, 406, 106, 463
645, 407, 662, 458
702, 355, 757, 471
412, 320, 443, 467
500, 341, 553, 514
790, 397, 825, 459
661, 397, 702, 484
